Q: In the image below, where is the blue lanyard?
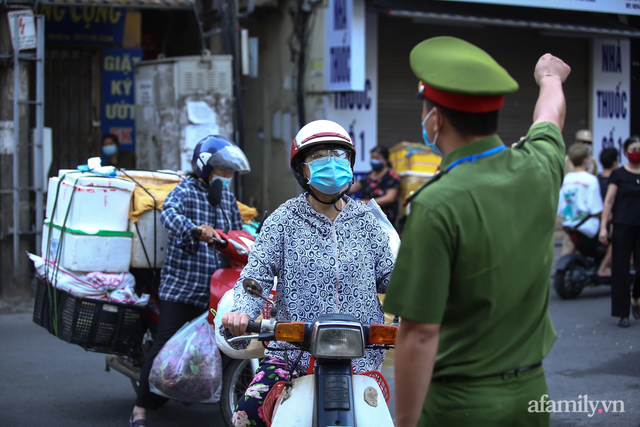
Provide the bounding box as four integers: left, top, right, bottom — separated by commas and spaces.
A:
445, 145, 507, 174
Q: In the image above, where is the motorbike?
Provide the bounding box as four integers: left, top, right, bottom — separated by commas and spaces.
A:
105, 179, 266, 427
554, 224, 610, 299
554, 225, 636, 299
226, 278, 397, 427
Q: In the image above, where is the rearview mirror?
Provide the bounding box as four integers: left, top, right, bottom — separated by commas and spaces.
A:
243, 278, 264, 299
208, 179, 223, 207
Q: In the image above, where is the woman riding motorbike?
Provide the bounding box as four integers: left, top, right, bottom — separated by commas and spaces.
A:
130, 135, 249, 427
221, 120, 396, 427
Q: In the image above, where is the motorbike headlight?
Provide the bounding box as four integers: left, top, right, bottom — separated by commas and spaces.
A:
311, 323, 364, 359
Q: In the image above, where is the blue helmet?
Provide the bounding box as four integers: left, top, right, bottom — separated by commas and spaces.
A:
191, 135, 251, 180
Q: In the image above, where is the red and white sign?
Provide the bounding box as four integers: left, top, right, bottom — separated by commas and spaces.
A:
7, 10, 37, 51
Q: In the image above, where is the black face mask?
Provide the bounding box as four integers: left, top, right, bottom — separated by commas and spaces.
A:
371, 159, 384, 171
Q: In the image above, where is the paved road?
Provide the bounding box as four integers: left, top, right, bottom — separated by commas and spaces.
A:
544, 284, 640, 426
1, 259, 639, 426
0, 312, 225, 427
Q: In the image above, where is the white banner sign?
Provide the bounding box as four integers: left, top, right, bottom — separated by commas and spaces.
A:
7, 10, 37, 51
439, 0, 640, 15
325, 12, 377, 173
592, 39, 631, 168
324, 0, 366, 92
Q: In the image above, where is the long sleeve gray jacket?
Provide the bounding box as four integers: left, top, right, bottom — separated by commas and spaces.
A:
222, 194, 395, 375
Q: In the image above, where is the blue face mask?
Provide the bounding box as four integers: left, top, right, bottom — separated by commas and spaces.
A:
306, 156, 353, 195
102, 145, 117, 157
212, 174, 232, 189
370, 159, 384, 171
421, 109, 444, 157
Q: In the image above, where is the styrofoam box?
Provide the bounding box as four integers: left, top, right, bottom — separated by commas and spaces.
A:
131, 210, 169, 269
42, 223, 133, 273
45, 172, 136, 233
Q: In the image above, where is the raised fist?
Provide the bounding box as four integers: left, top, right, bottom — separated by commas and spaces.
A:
534, 54, 571, 85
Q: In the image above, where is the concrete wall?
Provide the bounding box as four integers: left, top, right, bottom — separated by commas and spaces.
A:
241, 1, 327, 213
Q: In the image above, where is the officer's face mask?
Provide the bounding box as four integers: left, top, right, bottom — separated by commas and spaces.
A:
305, 155, 353, 195
211, 174, 232, 189
102, 144, 118, 157
421, 108, 444, 157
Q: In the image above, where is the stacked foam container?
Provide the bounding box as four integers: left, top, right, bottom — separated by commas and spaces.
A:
43, 170, 184, 273
43, 171, 137, 272
120, 170, 183, 269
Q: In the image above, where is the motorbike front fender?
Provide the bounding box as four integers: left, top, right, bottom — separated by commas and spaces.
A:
270, 374, 394, 427
555, 253, 589, 272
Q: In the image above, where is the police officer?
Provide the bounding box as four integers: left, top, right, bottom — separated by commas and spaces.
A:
383, 37, 571, 426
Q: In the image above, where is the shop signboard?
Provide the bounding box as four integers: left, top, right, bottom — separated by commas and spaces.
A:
325, 12, 377, 174
324, 0, 366, 92
37, 5, 126, 45
439, 0, 640, 15
592, 39, 631, 168
101, 48, 143, 153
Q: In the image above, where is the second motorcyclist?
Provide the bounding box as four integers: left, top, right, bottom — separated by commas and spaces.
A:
130, 135, 250, 427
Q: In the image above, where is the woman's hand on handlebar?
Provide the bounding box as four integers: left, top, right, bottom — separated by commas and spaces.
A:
222, 312, 250, 336
196, 225, 221, 244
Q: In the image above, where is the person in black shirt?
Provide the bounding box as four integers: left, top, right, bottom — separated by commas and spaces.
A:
599, 136, 640, 327
596, 148, 619, 276
348, 146, 401, 226
598, 148, 619, 201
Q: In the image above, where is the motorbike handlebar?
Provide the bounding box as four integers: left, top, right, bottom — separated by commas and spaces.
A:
246, 321, 261, 334
190, 227, 227, 248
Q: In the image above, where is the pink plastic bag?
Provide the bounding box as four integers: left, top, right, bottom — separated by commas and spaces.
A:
28, 253, 149, 306
149, 312, 223, 403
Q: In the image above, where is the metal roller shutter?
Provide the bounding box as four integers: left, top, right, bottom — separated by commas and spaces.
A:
377, 15, 589, 149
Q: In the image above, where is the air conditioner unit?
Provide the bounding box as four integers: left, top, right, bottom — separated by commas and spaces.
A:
134, 53, 234, 172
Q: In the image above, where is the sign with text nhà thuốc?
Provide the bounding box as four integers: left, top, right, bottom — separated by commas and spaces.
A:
592, 39, 630, 168
323, 0, 365, 92
326, 12, 377, 174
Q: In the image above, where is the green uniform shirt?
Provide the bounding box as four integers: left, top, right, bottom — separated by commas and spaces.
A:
384, 121, 563, 378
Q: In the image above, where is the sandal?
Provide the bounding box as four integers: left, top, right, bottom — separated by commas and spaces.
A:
632, 304, 640, 320
618, 317, 630, 328
130, 413, 148, 427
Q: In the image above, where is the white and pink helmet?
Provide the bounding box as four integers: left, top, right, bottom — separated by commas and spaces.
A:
289, 120, 356, 170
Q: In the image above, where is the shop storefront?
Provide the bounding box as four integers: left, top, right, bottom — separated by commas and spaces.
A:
367, 0, 640, 161
35, 1, 200, 174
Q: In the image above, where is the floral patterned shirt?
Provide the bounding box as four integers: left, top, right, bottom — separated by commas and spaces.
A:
359, 169, 401, 224
221, 193, 396, 375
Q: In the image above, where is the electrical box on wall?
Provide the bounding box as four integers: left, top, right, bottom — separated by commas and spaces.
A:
134, 53, 234, 172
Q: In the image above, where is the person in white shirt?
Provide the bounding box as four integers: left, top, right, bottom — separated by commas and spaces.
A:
558, 143, 603, 241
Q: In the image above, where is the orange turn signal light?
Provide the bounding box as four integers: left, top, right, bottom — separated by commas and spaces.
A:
369, 324, 397, 345
275, 321, 305, 342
